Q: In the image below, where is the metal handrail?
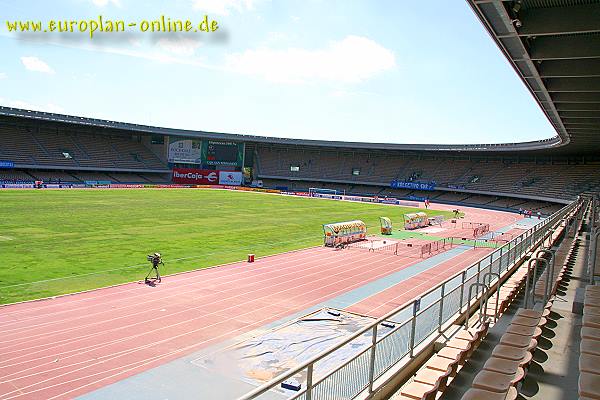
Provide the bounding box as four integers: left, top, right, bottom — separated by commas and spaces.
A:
536, 249, 556, 304
465, 282, 489, 329
237, 200, 579, 400
589, 228, 600, 284
524, 257, 548, 309
483, 272, 501, 322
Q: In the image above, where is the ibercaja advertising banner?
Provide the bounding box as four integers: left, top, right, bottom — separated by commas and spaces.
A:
172, 168, 219, 184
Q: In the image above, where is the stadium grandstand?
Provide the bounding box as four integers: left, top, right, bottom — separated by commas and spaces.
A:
0, 104, 597, 215
1, 1, 600, 400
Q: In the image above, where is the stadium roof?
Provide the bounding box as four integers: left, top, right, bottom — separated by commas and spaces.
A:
0, 106, 562, 153
467, 0, 600, 154
1, 0, 599, 155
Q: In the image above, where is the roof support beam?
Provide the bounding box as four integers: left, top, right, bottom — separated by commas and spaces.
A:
539, 59, 600, 78
529, 35, 600, 61
564, 128, 600, 133
545, 77, 600, 92
556, 103, 600, 112
551, 92, 600, 103
517, 4, 600, 36
565, 129, 600, 134
559, 111, 600, 119
563, 118, 600, 125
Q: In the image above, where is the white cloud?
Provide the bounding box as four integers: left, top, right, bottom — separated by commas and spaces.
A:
103, 46, 205, 66
13, 38, 215, 69
329, 88, 380, 99
330, 90, 351, 98
20, 56, 55, 74
225, 35, 396, 84
192, 0, 260, 15
266, 31, 288, 43
128, 38, 143, 48
0, 97, 64, 113
92, 0, 122, 7
156, 36, 202, 57
0, 72, 6, 80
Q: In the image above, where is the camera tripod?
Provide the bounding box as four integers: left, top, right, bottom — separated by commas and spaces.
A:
145, 263, 163, 283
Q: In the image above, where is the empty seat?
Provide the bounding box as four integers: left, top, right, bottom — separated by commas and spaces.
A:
586, 294, 600, 303
579, 371, 600, 399
454, 328, 478, 342
585, 306, 600, 316
424, 356, 457, 373
400, 380, 439, 400
585, 297, 600, 307
472, 370, 515, 393
581, 339, 600, 356
506, 324, 542, 339
515, 309, 542, 319
582, 327, 600, 341
483, 357, 522, 376
584, 314, 600, 329
509, 316, 539, 327
437, 346, 467, 364
414, 365, 452, 391
586, 286, 600, 294
499, 333, 536, 350
446, 338, 475, 358
491, 345, 533, 366
461, 387, 518, 400
580, 354, 600, 375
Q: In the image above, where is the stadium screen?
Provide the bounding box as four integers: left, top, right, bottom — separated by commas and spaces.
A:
207, 142, 238, 163
203, 141, 244, 166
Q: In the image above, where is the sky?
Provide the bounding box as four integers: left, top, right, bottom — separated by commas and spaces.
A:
0, 0, 557, 145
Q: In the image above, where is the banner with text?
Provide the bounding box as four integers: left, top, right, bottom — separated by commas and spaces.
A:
172, 168, 219, 184
218, 171, 243, 185
168, 136, 202, 164
390, 180, 436, 191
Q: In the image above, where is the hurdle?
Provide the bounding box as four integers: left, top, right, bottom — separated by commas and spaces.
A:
461, 221, 487, 229
347, 236, 461, 258
448, 236, 503, 249
490, 231, 515, 242
371, 241, 399, 254
459, 221, 491, 237
472, 223, 490, 238
346, 238, 399, 254
428, 215, 445, 227
489, 238, 510, 246
419, 238, 453, 258
347, 238, 433, 258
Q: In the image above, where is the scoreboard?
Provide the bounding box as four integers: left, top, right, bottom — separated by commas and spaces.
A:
202, 140, 244, 167
206, 142, 239, 163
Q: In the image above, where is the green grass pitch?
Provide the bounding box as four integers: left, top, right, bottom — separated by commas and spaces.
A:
0, 189, 454, 304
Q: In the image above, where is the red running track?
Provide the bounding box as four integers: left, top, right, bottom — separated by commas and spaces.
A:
0, 245, 431, 400
427, 204, 523, 239
0, 208, 522, 400
348, 247, 494, 316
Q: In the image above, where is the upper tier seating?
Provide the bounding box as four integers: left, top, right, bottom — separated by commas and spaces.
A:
0, 124, 166, 171
256, 146, 599, 200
